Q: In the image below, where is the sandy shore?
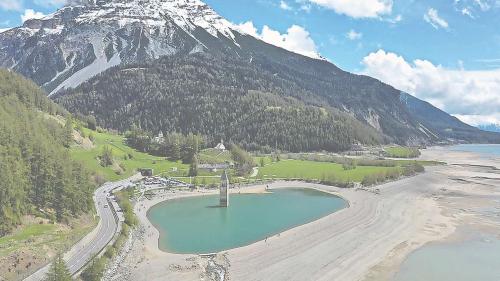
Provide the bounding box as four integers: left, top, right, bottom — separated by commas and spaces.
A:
108, 147, 500, 281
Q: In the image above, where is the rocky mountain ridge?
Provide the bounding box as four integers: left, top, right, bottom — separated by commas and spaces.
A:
2, 0, 499, 147
0, 0, 243, 95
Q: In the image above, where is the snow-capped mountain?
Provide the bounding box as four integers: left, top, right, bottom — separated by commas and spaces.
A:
478, 123, 500, 133
0, 0, 244, 95
2, 0, 499, 145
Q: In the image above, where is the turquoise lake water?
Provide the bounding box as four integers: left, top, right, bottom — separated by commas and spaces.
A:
448, 144, 500, 156
393, 234, 500, 281
147, 188, 347, 254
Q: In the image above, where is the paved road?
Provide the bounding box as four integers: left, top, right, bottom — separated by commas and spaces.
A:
24, 176, 138, 281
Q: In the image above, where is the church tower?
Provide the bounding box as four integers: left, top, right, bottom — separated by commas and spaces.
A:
220, 170, 229, 207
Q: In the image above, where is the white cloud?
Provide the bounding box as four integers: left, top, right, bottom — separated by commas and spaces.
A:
234, 21, 259, 37
308, 0, 392, 18
453, 113, 500, 126
300, 3, 312, 12
474, 0, 490, 11
0, 28, 12, 33
21, 9, 47, 23
362, 49, 500, 125
346, 29, 362, 40
280, 0, 292, 10
0, 0, 23, 11
295, 0, 312, 12
385, 14, 402, 23
424, 8, 449, 29
234, 21, 320, 59
461, 7, 474, 18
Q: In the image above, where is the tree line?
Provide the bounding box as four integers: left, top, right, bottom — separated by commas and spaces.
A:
125, 126, 206, 162
0, 69, 94, 235
56, 53, 386, 153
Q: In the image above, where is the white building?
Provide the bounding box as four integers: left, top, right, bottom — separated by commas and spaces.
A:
215, 139, 226, 151
153, 131, 164, 143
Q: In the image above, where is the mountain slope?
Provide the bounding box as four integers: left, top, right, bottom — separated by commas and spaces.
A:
0, 0, 237, 95
55, 54, 385, 152
0, 69, 94, 235
400, 92, 500, 143
2, 0, 499, 147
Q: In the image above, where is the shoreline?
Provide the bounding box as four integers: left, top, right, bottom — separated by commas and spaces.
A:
112, 147, 500, 281
145, 186, 350, 255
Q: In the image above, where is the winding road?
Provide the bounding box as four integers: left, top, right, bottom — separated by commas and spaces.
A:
24, 176, 139, 281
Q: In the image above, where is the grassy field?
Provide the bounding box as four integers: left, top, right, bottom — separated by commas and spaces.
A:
70, 127, 189, 181
0, 215, 96, 280
385, 146, 421, 158
394, 159, 443, 166
198, 148, 232, 164
254, 156, 274, 167
257, 160, 402, 183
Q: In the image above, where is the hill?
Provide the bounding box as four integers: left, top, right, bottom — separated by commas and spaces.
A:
2, 0, 499, 147
400, 93, 500, 143
55, 54, 385, 152
0, 69, 94, 235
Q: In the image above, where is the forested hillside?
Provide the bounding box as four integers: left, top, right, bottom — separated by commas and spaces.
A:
3, 0, 498, 148
56, 54, 385, 152
0, 69, 94, 235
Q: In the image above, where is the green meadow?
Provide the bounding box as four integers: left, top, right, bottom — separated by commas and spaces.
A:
258, 160, 402, 183
70, 128, 189, 181
385, 146, 421, 158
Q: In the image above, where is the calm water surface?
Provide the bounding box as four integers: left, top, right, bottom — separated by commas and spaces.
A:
393, 233, 500, 281
448, 144, 500, 156
394, 143, 500, 280
147, 188, 347, 254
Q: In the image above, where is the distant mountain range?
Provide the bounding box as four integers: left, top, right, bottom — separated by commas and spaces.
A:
478, 124, 500, 133
1, 0, 499, 150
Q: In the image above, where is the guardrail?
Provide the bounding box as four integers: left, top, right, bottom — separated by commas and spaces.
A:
73, 194, 121, 277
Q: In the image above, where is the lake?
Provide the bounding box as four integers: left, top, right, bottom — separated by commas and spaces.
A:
393, 233, 500, 281
147, 188, 347, 254
448, 144, 500, 157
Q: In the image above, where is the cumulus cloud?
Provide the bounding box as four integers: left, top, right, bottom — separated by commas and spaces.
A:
362, 50, 500, 125
308, 0, 392, 18
280, 0, 292, 10
461, 7, 474, 18
234, 21, 320, 59
21, 9, 47, 23
300, 3, 312, 12
424, 8, 449, 29
0, 0, 23, 11
453, 113, 500, 126
346, 29, 362, 40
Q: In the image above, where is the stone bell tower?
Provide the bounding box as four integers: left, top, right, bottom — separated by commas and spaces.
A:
220, 170, 229, 207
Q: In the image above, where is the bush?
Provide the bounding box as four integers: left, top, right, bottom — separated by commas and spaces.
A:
81, 257, 105, 281
104, 246, 116, 259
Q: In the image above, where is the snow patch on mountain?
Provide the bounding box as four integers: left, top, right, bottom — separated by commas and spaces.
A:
65, 0, 237, 39
0, 0, 328, 95
50, 37, 122, 96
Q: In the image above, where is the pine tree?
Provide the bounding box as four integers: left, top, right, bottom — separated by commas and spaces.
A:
170, 142, 180, 161
45, 253, 72, 281
189, 154, 198, 177
0, 70, 94, 235
81, 258, 105, 281
100, 146, 114, 167
62, 119, 73, 148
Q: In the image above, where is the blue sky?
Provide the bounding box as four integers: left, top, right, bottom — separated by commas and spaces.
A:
1, 0, 500, 125
207, 0, 500, 71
